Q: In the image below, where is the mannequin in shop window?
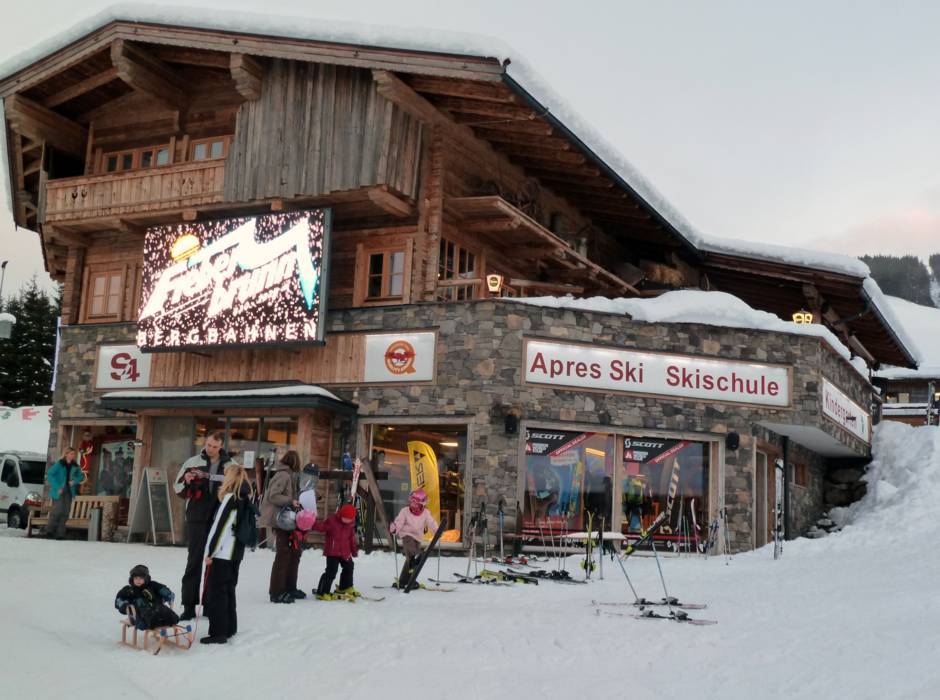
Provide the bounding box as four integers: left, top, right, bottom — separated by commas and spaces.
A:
531, 462, 560, 521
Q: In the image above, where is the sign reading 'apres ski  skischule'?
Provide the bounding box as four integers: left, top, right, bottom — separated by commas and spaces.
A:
524, 339, 791, 407
137, 209, 330, 351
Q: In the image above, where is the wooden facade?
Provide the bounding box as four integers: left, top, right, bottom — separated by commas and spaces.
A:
0, 19, 918, 369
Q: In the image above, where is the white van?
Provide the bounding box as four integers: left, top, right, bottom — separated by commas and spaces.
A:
0, 452, 46, 529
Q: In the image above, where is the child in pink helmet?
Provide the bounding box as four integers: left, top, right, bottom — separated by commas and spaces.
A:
389, 489, 438, 588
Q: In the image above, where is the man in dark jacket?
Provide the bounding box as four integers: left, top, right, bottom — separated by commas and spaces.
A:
173, 431, 234, 619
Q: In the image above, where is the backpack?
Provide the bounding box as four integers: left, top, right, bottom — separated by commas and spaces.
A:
235, 498, 260, 550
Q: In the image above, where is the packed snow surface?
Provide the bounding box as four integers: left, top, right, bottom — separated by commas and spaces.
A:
3, 421, 939, 699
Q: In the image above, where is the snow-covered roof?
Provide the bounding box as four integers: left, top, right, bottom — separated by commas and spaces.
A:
507, 290, 869, 378
0, 5, 918, 367
873, 295, 940, 380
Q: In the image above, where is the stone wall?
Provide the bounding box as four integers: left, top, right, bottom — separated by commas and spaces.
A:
52, 300, 873, 552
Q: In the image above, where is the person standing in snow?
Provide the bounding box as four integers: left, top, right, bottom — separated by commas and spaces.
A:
310, 503, 359, 599
43, 447, 84, 539
260, 450, 304, 604
389, 489, 438, 588
201, 463, 253, 644
173, 431, 236, 620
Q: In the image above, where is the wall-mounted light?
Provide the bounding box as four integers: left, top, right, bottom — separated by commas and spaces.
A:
598, 409, 611, 425
725, 431, 740, 451
791, 310, 815, 324
439, 441, 459, 447
486, 274, 504, 293
0, 312, 15, 340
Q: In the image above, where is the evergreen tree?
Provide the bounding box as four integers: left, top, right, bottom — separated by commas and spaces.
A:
929, 254, 940, 284
859, 254, 932, 305
0, 279, 60, 407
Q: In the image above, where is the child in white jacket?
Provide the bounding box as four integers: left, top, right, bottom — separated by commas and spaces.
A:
389, 489, 438, 588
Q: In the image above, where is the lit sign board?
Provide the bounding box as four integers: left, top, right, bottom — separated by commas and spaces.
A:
137, 209, 331, 351
821, 378, 871, 443
792, 310, 816, 324
95, 344, 152, 389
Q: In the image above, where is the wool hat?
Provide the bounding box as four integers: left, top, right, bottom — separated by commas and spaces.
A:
129, 564, 150, 584
338, 504, 357, 521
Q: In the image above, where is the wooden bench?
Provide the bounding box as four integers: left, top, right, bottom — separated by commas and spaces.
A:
27, 495, 121, 538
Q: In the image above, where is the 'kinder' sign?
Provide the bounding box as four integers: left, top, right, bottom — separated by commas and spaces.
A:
821, 378, 870, 443
524, 340, 790, 407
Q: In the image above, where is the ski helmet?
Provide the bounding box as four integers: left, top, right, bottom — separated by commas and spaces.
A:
276, 507, 298, 531
410, 489, 428, 507
296, 509, 316, 531
338, 504, 357, 521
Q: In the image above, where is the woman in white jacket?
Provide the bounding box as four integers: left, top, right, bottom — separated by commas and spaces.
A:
201, 464, 253, 644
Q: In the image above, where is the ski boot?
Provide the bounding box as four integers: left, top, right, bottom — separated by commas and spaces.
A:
335, 586, 361, 599
315, 592, 335, 601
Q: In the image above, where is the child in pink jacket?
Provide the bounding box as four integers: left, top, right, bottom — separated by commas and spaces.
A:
389, 489, 438, 588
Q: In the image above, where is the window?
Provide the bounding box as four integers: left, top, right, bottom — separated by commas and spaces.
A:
367, 250, 406, 300
102, 144, 171, 174
84, 269, 125, 321
354, 239, 412, 306
437, 238, 478, 301
370, 424, 467, 542
190, 136, 230, 161
523, 429, 615, 531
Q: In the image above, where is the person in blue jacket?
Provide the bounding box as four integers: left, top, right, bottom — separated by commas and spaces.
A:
43, 447, 84, 539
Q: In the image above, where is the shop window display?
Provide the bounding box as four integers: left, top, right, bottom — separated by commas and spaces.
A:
523, 429, 614, 531
370, 424, 466, 542
621, 437, 710, 550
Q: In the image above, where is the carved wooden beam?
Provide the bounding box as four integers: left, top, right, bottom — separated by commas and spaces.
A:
229, 53, 264, 100
111, 39, 187, 111
42, 68, 119, 108
4, 94, 87, 158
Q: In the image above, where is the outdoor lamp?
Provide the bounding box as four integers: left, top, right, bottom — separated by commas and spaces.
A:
0, 312, 15, 339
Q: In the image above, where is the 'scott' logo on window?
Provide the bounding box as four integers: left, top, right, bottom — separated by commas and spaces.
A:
384, 340, 417, 375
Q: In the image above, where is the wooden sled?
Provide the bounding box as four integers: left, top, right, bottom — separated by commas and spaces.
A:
120, 605, 194, 655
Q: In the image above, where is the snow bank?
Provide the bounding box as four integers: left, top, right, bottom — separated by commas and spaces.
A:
829, 421, 940, 542
507, 290, 866, 375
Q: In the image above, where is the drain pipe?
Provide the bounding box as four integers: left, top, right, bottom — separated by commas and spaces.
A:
782, 436, 791, 540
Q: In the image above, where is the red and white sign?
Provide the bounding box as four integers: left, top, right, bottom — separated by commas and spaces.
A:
364, 332, 435, 383
95, 345, 152, 390
524, 340, 791, 407
821, 378, 870, 443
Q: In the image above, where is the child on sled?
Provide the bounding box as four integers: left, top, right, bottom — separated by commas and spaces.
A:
115, 564, 180, 630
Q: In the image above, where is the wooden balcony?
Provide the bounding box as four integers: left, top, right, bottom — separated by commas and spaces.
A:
42, 160, 225, 227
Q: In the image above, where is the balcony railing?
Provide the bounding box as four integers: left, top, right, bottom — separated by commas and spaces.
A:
42, 161, 226, 225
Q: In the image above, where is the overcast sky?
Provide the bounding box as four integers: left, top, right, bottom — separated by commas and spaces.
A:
2, 0, 940, 300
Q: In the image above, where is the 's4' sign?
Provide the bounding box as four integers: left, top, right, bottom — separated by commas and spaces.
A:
110, 353, 141, 383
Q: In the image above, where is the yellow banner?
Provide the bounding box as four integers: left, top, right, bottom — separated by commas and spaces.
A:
407, 440, 440, 538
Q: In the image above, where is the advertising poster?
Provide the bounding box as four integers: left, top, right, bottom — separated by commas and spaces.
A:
137, 209, 331, 351
97, 440, 136, 498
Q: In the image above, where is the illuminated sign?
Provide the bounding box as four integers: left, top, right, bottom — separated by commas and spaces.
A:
95, 345, 152, 389
792, 310, 816, 324
137, 210, 330, 351
486, 274, 504, 293
524, 339, 791, 407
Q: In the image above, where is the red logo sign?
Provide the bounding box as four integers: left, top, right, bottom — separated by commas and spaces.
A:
384, 340, 417, 375
110, 353, 141, 383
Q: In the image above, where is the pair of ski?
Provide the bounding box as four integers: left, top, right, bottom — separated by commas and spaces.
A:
592, 597, 707, 610
321, 591, 386, 603
597, 607, 718, 626
511, 568, 587, 584
450, 569, 539, 586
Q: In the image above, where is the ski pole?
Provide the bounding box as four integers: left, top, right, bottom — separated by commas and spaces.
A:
391, 531, 399, 582
614, 544, 641, 603
723, 507, 732, 565
599, 517, 605, 580
436, 534, 442, 584
649, 539, 673, 616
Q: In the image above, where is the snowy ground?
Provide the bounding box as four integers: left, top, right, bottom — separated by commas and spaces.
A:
3, 422, 939, 700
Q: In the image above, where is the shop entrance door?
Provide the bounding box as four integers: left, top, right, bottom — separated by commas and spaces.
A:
755, 450, 775, 548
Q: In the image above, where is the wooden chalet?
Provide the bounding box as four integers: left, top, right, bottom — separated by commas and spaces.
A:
0, 18, 913, 549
